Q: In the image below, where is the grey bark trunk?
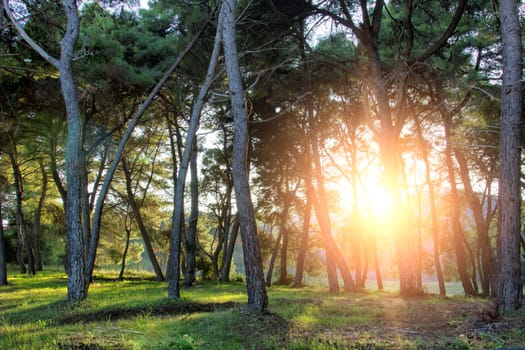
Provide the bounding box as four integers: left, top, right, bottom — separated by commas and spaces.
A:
184, 141, 199, 286
87, 27, 206, 282
497, 0, 523, 312
167, 14, 222, 299
220, 217, 239, 282
221, 0, 268, 311
0, 201, 6, 286
122, 157, 165, 282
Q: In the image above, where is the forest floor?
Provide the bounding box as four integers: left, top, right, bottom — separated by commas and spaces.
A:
1, 270, 524, 349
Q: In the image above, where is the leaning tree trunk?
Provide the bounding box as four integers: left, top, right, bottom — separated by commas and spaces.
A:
167, 13, 222, 299
118, 222, 132, 281
442, 114, 475, 296
221, 0, 268, 311
122, 158, 165, 282
220, 217, 239, 282
293, 188, 312, 288
497, 0, 523, 313
266, 229, 283, 287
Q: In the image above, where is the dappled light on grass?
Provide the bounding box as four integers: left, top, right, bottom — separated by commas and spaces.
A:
2, 272, 525, 349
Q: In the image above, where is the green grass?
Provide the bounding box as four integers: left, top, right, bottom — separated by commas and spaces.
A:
1, 269, 524, 349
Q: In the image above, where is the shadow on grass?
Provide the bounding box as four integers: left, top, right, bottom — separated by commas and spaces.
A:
56, 300, 240, 324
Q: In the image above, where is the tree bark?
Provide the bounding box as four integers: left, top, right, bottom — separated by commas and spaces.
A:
220, 216, 239, 282
0, 197, 7, 286
497, 0, 523, 312
222, 0, 268, 311
167, 13, 221, 299
87, 26, 207, 283
278, 195, 292, 284
413, 115, 446, 296
118, 223, 132, 281
9, 151, 35, 275
441, 112, 475, 296
121, 157, 165, 282
183, 140, 199, 286
454, 149, 496, 296
32, 159, 48, 271
293, 187, 312, 288
266, 228, 282, 287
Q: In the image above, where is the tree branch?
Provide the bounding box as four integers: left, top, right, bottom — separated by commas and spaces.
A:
3, 0, 59, 68
410, 0, 469, 64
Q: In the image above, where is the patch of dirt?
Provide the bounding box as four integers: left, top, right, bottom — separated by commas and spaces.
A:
57, 301, 239, 325
281, 294, 525, 349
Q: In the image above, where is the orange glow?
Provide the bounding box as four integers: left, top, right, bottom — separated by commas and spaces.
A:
331, 174, 404, 239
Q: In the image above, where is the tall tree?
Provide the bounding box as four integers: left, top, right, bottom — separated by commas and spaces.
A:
4, 0, 87, 301
497, 0, 523, 312
167, 5, 221, 299
221, 0, 268, 311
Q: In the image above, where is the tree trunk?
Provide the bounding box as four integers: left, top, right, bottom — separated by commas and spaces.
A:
0, 200, 7, 286
184, 141, 199, 286
278, 197, 291, 284
441, 113, 475, 296
293, 187, 312, 288
222, 0, 268, 311
9, 151, 35, 275
497, 0, 523, 312
118, 224, 132, 281
266, 229, 283, 287
454, 149, 496, 296
32, 159, 48, 271
220, 217, 239, 282
413, 115, 446, 295
86, 28, 206, 284
167, 13, 222, 299
309, 123, 355, 292
121, 158, 164, 281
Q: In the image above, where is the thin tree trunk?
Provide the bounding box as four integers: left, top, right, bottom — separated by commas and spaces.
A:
0, 199, 7, 286
293, 187, 312, 288
278, 198, 291, 284
32, 159, 48, 271
167, 14, 222, 299
371, 234, 383, 290
86, 27, 207, 284
310, 124, 355, 292
9, 151, 35, 275
122, 158, 164, 282
220, 217, 239, 282
266, 229, 282, 287
441, 113, 475, 296
118, 224, 132, 281
454, 149, 496, 296
184, 141, 199, 286
413, 115, 446, 295
497, 0, 523, 312
222, 0, 268, 311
